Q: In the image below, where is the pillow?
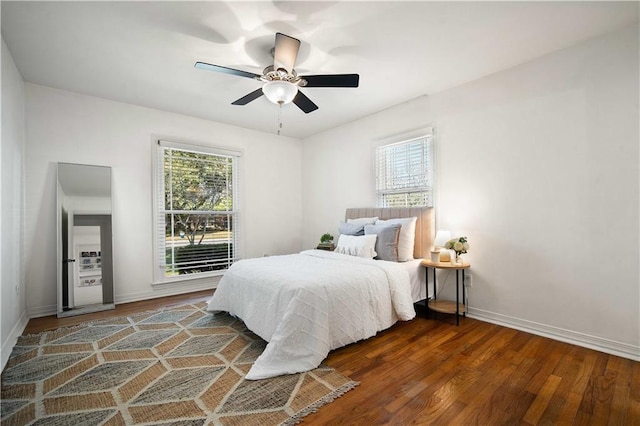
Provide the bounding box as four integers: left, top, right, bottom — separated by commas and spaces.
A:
338, 222, 365, 236
334, 234, 377, 258
375, 217, 417, 262
364, 223, 401, 262
346, 216, 378, 227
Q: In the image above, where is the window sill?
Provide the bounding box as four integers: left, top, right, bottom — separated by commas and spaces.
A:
152, 270, 225, 288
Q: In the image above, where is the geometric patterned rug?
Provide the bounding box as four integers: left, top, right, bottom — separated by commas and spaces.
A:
0, 302, 358, 425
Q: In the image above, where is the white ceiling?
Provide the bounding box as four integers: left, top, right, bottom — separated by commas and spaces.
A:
2, 1, 638, 139
58, 163, 111, 198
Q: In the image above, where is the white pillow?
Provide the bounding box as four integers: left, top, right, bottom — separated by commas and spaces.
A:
375, 217, 417, 261
346, 216, 378, 227
334, 234, 378, 258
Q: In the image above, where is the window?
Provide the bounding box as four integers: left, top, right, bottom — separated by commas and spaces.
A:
376, 133, 433, 208
153, 140, 240, 283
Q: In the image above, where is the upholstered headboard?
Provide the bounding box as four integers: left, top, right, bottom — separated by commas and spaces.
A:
345, 207, 435, 260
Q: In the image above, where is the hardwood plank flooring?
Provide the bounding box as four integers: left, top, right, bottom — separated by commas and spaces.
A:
19, 291, 640, 425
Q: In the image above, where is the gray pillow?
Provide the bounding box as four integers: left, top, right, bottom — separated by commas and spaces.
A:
364, 223, 401, 262
339, 222, 365, 236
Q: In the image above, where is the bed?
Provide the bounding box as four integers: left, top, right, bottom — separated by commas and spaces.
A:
207, 207, 434, 379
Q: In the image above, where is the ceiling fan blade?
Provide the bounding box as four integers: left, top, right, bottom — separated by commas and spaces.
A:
292, 91, 318, 114
231, 88, 264, 105
301, 74, 360, 88
273, 33, 300, 74
195, 62, 261, 80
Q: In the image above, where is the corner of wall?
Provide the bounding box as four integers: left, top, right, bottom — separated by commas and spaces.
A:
1, 36, 28, 371
1, 311, 29, 371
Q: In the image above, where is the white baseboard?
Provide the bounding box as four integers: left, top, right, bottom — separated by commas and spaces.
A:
1, 310, 29, 371
468, 307, 640, 361
14, 290, 639, 368
26, 277, 220, 319
27, 303, 58, 319
116, 277, 218, 305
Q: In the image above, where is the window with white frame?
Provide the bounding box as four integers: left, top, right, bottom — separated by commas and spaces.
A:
153, 140, 240, 283
376, 133, 434, 208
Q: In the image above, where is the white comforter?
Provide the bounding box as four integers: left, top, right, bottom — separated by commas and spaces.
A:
207, 249, 415, 380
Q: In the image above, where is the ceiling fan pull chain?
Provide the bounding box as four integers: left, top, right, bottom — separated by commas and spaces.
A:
277, 104, 283, 136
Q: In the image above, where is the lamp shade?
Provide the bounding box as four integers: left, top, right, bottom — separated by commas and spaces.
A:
433, 229, 452, 247
262, 81, 298, 105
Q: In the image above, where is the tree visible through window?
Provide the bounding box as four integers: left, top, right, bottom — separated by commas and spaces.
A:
376, 134, 433, 208
154, 141, 238, 281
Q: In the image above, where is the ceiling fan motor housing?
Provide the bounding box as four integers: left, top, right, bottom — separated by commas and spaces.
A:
260, 66, 305, 86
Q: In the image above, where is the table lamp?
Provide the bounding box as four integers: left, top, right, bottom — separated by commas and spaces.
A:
433, 229, 452, 262
434, 229, 452, 248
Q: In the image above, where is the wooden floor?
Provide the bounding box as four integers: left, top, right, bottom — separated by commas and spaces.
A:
23, 291, 640, 425
22, 290, 214, 334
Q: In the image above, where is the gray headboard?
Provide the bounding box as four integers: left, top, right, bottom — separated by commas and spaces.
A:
345, 207, 435, 260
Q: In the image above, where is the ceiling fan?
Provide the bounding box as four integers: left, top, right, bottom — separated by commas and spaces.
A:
195, 33, 359, 114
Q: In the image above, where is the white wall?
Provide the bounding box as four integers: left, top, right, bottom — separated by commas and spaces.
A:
1, 38, 27, 369
302, 25, 639, 358
25, 84, 302, 317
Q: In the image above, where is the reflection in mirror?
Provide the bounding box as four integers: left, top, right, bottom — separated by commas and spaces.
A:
57, 163, 114, 317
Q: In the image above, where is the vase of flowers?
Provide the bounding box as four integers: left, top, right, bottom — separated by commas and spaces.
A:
445, 236, 469, 264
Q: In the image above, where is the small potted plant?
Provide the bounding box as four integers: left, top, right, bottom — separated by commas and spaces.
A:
318, 233, 335, 250
320, 233, 334, 244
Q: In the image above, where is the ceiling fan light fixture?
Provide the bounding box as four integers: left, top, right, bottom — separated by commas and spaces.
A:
262, 80, 298, 105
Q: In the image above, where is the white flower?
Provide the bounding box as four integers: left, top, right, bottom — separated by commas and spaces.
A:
444, 237, 469, 254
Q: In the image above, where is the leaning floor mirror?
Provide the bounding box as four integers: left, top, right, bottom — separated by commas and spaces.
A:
56, 162, 115, 317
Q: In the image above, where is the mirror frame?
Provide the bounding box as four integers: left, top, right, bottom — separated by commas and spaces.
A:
56, 162, 115, 317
